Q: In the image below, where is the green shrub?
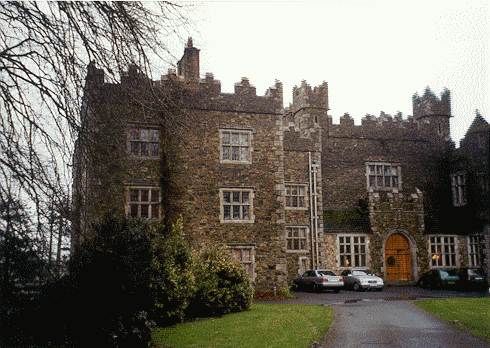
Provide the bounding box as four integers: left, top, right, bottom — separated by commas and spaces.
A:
150, 217, 196, 325
187, 243, 253, 318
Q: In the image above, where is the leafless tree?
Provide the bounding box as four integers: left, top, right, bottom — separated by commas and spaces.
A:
0, 1, 190, 286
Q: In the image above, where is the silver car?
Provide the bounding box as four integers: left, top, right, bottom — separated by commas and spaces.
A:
293, 270, 344, 292
340, 269, 384, 291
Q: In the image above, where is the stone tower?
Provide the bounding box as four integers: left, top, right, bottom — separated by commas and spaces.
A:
413, 88, 451, 140
177, 38, 200, 81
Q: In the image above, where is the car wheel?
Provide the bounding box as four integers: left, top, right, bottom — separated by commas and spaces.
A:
353, 283, 362, 292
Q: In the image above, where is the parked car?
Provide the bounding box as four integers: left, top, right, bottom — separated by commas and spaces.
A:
456, 267, 489, 292
416, 269, 459, 289
456, 268, 489, 292
292, 270, 344, 292
340, 269, 384, 291
417, 268, 489, 292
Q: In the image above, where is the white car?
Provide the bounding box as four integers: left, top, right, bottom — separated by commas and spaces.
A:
340, 269, 384, 291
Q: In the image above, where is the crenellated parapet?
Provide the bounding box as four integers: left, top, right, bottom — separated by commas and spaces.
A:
368, 188, 423, 213
291, 80, 329, 112
327, 111, 435, 141
413, 87, 450, 119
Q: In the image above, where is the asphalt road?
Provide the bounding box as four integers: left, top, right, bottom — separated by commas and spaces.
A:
267, 286, 490, 348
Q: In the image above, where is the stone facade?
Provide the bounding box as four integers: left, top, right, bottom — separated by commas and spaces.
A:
446, 113, 490, 277
73, 39, 489, 286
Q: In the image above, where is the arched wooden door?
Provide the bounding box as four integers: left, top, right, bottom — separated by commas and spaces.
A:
385, 234, 412, 281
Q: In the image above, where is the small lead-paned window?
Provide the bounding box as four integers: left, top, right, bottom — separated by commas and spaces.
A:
220, 189, 254, 223
128, 128, 160, 158
367, 163, 400, 190
286, 227, 308, 251
285, 184, 307, 209
220, 130, 252, 163
127, 187, 160, 220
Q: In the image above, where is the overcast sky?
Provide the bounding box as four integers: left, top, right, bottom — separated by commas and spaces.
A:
160, 1, 489, 147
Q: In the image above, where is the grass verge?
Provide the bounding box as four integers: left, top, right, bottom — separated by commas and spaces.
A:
415, 298, 490, 341
152, 303, 333, 348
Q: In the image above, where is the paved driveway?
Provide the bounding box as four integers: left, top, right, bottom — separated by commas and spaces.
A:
321, 299, 489, 348
263, 287, 490, 348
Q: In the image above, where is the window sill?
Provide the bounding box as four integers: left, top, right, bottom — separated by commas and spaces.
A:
220, 160, 252, 165
220, 219, 255, 224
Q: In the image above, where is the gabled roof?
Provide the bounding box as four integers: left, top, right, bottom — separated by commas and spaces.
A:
465, 112, 490, 135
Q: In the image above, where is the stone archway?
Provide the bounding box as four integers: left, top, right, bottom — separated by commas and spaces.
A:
385, 233, 412, 281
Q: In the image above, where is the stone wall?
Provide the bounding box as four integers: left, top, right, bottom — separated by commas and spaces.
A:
321, 110, 450, 213
174, 89, 287, 285
368, 189, 428, 279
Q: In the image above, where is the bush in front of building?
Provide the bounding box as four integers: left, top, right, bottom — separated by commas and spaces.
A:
67, 215, 157, 347
3, 214, 157, 347
150, 217, 197, 326
186, 243, 253, 318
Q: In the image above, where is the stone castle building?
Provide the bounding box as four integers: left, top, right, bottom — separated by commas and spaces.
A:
73, 39, 489, 286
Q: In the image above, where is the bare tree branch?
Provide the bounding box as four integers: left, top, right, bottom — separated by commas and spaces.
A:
0, 1, 189, 281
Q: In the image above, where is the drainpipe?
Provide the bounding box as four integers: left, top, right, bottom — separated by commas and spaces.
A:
312, 163, 319, 268
308, 152, 315, 269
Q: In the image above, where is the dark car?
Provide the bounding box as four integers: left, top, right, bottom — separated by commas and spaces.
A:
292, 270, 344, 292
455, 268, 489, 293
417, 268, 489, 292
417, 269, 459, 289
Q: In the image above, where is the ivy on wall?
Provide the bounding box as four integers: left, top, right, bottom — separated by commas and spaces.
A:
323, 200, 370, 232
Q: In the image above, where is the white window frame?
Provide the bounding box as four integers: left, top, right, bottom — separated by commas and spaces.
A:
451, 172, 467, 207
285, 183, 308, 210
286, 226, 309, 252
126, 186, 161, 220
429, 235, 457, 267
229, 245, 255, 280
467, 235, 481, 268
128, 128, 160, 159
219, 129, 253, 164
219, 188, 255, 223
366, 162, 401, 191
338, 234, 368, 268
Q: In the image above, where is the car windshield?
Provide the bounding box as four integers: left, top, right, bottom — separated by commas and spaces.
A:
352, 270, 369, 276
440, 270, 458, 277
468, 269, 482, 277
318, 271, 335, 276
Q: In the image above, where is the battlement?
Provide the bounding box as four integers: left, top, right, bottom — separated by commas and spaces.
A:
157, 71, 283, 112
413, 87, 451, 119
292, 80, 329, 111
368, 188, 423, 212
325, 110, 445, 141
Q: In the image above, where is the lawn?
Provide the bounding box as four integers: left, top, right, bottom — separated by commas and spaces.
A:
152, 303, 334, 348
415, 298, 490, 341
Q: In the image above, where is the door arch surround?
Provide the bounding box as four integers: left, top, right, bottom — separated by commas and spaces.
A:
382, 231, 418, 282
